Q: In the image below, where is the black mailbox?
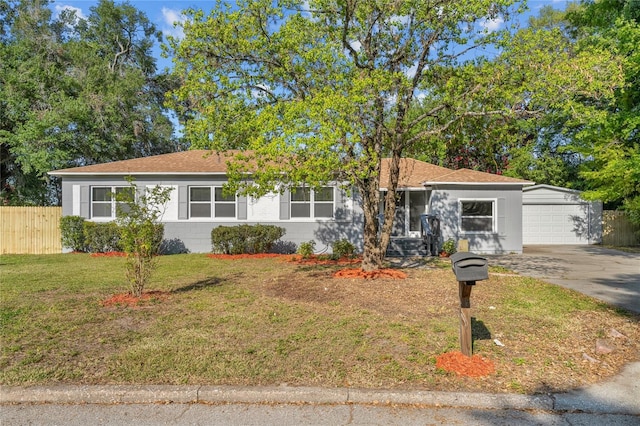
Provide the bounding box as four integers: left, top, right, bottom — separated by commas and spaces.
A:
450, 252, 489, 283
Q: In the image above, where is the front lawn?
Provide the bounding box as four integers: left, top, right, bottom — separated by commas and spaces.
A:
1, 253, 638, 394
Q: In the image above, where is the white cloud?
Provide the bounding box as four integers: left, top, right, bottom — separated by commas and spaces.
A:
54, 5, 87, 21
480, 17, 504, 32
161, 7, 186, 39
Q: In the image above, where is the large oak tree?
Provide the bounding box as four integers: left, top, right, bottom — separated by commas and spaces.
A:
168, 0, 622, 270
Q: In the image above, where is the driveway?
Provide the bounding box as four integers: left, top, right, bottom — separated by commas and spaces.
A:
488, 245, 640, 314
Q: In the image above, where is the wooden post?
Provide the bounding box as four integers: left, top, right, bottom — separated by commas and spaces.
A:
458, 281, 474, 357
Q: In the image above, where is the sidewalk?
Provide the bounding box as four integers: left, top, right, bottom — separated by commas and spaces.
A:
2, 361, 638, 415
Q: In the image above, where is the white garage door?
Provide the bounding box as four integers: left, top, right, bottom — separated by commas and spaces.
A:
523, 204, 591, 244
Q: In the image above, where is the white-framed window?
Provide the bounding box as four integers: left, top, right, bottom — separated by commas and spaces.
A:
459, 199, 496, 233
291, 186, 334, 218
91, 186, 132, 218
189, 186, 236, 218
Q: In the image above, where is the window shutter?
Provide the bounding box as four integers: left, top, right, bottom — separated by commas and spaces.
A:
178, 186, 188, 220
498, 198, 506, 236
237, 195, 247, 220
80, 186, 90, 218
280, 190, 290, 220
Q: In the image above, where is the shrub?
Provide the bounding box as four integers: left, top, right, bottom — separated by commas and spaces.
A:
60, 216, 86, 252
441, 238, 457, 256
331, 238, 356, 258
248, 224, 286, 253
211, 224, 286, 254
83, 222, 122, 253
114, 180, 172, 297
297, 240, 316, 258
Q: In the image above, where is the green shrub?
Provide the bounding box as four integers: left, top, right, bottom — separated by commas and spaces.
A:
211, 224, 286, 254
248, 224, 286, 253
331, 238, 356, 258
297, 240, 316, 258
441, 238, 457, 256
60, 216, 86, 252
83, 222, 122, 253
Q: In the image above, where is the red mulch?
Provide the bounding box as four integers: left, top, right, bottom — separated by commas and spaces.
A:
91, 252, 127, 257
207, 253, 283, 260
287, 255, 362, 265
435, 351, 495, 377
333, 268, 407, 279
101, 291, 170, 308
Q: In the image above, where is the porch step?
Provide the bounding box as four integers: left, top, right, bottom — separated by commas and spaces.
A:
385, 238, 429, 257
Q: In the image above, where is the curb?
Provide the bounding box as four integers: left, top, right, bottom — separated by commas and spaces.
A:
1, 385, 554, 410
3, 384, 638, 415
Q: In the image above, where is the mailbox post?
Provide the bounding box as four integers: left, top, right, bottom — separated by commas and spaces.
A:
450, 252, 489, 357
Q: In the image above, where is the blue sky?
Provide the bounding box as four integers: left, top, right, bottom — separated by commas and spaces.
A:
49, 0, 572, 70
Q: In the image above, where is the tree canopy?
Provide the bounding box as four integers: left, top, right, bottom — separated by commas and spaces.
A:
0, 0, 179, 205
168, 0, 622, 269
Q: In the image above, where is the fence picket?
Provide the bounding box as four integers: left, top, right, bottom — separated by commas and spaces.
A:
602, 210, 639, 247
0, 207, 62, 254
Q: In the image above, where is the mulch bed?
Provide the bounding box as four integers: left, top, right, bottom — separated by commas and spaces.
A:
207, 253, 283, 260
435, 351, 496, 377
101, 291, 170, 308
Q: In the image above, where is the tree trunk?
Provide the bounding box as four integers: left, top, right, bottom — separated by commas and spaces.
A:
358, 151, 402, 272
361, 180, 383, 271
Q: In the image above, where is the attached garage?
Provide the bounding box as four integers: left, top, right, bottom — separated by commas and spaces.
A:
522, 185, 602, 245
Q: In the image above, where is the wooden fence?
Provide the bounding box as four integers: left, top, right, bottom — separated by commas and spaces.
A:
602, 210, 640, 247
0, 207, 62, 254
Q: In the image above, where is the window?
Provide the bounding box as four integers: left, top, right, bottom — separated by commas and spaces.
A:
460, 200, 495, 233
91, 186, 132, 218
214, 188, 236, 218
189, 187, 236, 218
291, 187, 334, 218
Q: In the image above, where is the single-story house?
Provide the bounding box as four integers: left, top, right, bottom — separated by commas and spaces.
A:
49, 150, 536, 255
522, 184, 602, 245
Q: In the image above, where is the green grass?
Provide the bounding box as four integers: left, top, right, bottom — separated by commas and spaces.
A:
1, 253, 638, 393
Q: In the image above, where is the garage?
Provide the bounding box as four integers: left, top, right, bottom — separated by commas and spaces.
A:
522, 185, 602, 245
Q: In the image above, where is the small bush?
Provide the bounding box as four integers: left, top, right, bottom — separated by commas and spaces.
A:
60, 216, 86, 252
297, 240, 316, 258
331, 238, 356, 258
211, 224, 286, 254
249, 224, 286, 253
441, 238, 457, 256
84, 222, 122, 253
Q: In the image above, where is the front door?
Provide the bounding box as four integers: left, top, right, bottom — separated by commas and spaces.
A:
408, 191, 426, 238
386, 190, 426, 237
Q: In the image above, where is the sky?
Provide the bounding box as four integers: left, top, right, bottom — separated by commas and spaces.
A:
49, 0, 573, 71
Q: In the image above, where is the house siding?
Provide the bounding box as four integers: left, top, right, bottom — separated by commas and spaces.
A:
429, 185, 523, 254
60, 176, 363, 254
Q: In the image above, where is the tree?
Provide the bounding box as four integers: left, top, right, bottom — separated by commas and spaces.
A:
0, 0, 179, 205
564, 0, 640, 226
115, 178, 172, 298
167, 0, 621, 270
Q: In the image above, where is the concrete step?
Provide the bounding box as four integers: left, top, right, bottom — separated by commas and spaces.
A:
385, 238, 429, 257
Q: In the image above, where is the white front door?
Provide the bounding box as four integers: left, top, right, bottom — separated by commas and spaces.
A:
408, 191, 426, 238
385, 191, 426, 237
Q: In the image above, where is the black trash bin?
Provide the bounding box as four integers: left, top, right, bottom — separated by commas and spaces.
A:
450, 252, 488, 283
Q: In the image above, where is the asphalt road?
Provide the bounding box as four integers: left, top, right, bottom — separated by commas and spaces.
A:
488, 245, 640, 314
2, 402, 639, 425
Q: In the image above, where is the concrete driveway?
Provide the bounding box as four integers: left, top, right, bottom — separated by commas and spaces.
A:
488, 245, 640, 314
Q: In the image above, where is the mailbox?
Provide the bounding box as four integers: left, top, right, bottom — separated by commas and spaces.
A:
450, 252, 488, 283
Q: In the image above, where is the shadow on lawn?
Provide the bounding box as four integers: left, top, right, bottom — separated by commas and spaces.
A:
172, 277, 223, 293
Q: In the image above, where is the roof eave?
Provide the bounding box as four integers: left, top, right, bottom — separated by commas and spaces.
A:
423, 181, 535, 186
48, 171, 229, 177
